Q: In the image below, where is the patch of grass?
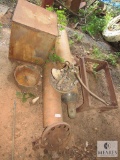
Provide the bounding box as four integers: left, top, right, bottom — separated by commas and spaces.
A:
69, 39, 74, 46
105, 53, 118, 66
74, 32, 83, 42
46, 53, 64, 63
92, 47, 118, 66
115, 52, 120, 57
16, 91, 35, 103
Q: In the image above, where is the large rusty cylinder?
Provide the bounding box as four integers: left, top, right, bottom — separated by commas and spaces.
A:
55, 29, 79, 118
42, 62, 71, 150
55, 30, 76, 65
43, 62, 63, 127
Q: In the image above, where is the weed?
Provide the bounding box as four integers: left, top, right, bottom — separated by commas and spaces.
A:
92, 47, 105, 60
46, 6, 67, 30
115, 52, 120, 57
69, 39, 74, 46
92, 47, 118, 66
46, 53, 64, 63
74, 32, 83, 42
80, 1, 120, 36
56, 9, 67, 28
105, 54, 118, 66
16, 91, 35, 103
46, 5, 54, 12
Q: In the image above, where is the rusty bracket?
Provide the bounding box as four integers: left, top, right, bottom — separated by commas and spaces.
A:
41, 0, 54, 7
76, 57, 118, 112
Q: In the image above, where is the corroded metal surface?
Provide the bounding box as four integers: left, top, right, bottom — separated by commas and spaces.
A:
42, 0, 54, 8
55, 30, 76, 65
42, 62, 71, 149
14, 65, 40, 87
13, 0, 58, 36
43, 62, 63, 127
9, 0, 58, 64
41, 122, 71, 150
55, 29, 78, 118
76, 57, 118, 112
70, 0, 82, 13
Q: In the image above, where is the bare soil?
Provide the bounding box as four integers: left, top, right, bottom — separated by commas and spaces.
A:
0, 2, 120, 160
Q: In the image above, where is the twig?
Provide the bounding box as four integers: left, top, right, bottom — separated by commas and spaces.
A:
12, 101, 16, 160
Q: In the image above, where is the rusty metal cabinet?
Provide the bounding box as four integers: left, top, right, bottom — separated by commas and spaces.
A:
9, 0, 58, 65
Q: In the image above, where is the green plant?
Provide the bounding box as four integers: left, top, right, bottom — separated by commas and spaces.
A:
115, 52, 120, 57
46, 53, 64, 63
74, 32, 83, 42
46, 6, 67, 30
16, 91, 35, 103
92, 47, 118, 66
56, 9, 67, 28
105, 54, 118, 66
46, 5, 54, 12
69, 39, 74, 46
80, 1, 118, 36
92, 47, 105, 59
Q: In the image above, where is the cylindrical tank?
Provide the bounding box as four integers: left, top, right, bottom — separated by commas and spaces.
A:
43, 62, 63, 127
42, 62, 71, 150
55, 29, 78, 118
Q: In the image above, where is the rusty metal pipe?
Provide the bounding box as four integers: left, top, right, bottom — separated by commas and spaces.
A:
42, 62, 71, 150
55, 29, 78, 118
55, 30, 76, 65
43, 62, 63, 127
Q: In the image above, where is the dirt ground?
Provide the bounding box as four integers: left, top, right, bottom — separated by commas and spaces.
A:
0, 2, 120, 160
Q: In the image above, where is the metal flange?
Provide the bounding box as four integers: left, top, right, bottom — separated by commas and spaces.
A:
41, 122, 71, 150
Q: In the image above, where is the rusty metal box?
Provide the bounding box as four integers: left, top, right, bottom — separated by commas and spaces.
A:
9, 0, 58, 65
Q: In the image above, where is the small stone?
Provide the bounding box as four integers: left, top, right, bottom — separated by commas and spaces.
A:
94, 128, 98, 131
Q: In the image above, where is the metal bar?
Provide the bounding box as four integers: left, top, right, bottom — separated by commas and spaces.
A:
104, 64, 118, 106
70, 0, 82, 13
77, 57, 90, 112
77, 57, 118, 112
